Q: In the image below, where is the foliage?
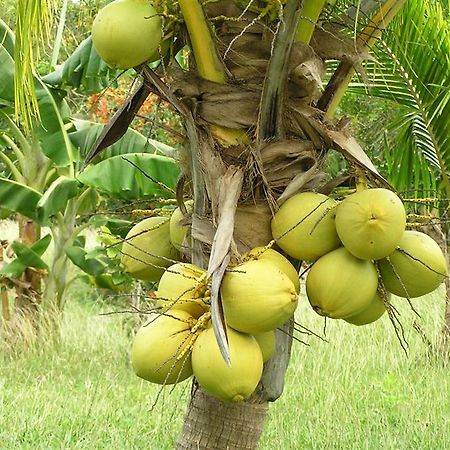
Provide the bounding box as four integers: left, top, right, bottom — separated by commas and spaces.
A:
0, 19, 178, 309
349, 0, 450, 200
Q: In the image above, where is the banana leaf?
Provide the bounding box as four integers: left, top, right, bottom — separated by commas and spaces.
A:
65, 246, 107, 277
0, 178, 42, 220
0, 31, 14, 106
42, 36, 119, 94
69, 119, 175, 160
0, 234, 51, 278
77, 153, 179, 199
36, 176, 79, 224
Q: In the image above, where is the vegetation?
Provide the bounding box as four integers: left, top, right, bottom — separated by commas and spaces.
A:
2, 0, 450, 449
1, 287, 449, 449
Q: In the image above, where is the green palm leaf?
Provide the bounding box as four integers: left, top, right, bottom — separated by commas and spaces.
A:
349, 0, 450, 194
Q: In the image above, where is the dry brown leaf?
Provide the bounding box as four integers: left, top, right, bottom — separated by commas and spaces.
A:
207, 167, 244, 276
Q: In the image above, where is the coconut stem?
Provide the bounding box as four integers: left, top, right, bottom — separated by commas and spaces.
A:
319, 0, 407, 119
178, 0, 249, 146
178, 0, 226, 84
295, 0, 327, 44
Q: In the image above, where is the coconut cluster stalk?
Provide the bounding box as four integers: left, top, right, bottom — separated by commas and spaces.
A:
319, 0, 408, 118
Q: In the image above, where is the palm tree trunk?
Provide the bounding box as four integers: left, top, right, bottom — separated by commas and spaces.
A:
421, 223, 450, 351
176, 389, 268, 450
177, 319, 293, 449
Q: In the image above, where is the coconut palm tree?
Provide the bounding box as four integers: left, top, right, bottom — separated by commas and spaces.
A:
14, 0, 411, 447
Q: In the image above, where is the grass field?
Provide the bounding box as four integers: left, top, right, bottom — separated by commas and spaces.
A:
1, 284, 449, 450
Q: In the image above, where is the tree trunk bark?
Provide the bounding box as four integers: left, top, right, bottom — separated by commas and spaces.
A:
1, 288, 10, 321
421, 223, 450, 351
176, 329, 293, 449
15, 217, 41, 317
0, 245, 10, 322
176, 389, 268, 450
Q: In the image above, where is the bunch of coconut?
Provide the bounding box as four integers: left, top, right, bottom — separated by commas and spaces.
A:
120, 199, 195, 283
271, 188, 448, 327
120, 215, 180, 283
131, 243, 300, 402
190, 246, 300, 402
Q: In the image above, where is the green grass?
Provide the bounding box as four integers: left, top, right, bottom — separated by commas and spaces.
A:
1, 286, 449, 449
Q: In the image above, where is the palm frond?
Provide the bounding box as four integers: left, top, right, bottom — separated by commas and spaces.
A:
349, 0, 450, 194
15, 0, 59, 132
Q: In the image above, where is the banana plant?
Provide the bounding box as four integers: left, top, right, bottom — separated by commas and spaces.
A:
0, 20, 180, 312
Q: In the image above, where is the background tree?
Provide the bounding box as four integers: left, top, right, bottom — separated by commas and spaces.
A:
0, 20, 179, 321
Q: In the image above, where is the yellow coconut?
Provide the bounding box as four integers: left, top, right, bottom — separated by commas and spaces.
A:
131, 310, 194, 385
306, 247, 378, 319
344, 292, 387, 326
121, 217, 178, 282
245, 247, 300, 293
169, 200, 193, 252
254, 331, 276, 363
378, 230, 448, 298
192, 327, 263, 402
221, 259, 298, 334
92, 0, 162, 70
335, 188, 406, 260
271, 192, 341, 261
156, 262, 209, 318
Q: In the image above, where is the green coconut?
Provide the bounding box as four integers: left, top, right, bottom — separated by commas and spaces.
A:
221, 259, 298, 334
92, 0, 162, 70
253, 331, 276, 363
344, 292, 387, 326
378, 230, 448, 298
306, 247, 378, 319
245, 247, 300, 293
271, 192, 341, 261
169, 200, 193, 252
156, 262, 209, 318
121, 217, 179, 282
335, 188, 406, 260
192, 327, 263, 402
131, 310, 194, 385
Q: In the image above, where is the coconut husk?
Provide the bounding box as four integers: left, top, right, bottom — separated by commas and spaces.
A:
204, 0, 242, 18
234, 201, 273, 254
289, 42, 325, 101
200, 89, 260, 128
169, 68, 260, 128
192, 200, 273, 256
260, 139, 317, 190
280, 168, 326, 203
